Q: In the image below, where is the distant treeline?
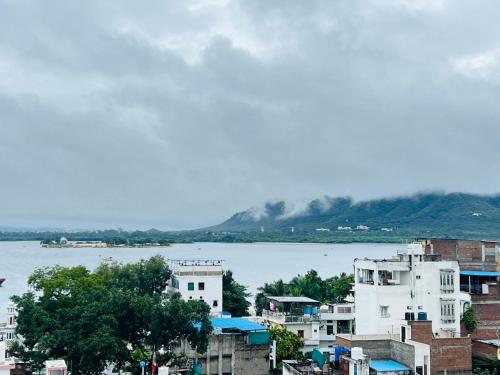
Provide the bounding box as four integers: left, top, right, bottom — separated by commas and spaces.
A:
0, 229, 411, 244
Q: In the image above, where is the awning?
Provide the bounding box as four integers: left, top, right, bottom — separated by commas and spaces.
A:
370, 360, 410, 372
460, 270, 500, 277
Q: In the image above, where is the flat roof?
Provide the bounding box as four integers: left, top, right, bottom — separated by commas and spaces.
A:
370, 360, 410, 372
460, 270, 500, 277
267, 296, 319, 303
474, 339, 500, 347
210, 318, 268, 332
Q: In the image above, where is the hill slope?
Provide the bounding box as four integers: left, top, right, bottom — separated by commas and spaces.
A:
211, 193, 500, 239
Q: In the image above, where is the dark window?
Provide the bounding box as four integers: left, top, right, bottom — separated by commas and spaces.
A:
213, 300, 218, 307
297, 330, 304, 338
327, 325, 334, 335
188, 282, 194, 291
198, 282, 205, 290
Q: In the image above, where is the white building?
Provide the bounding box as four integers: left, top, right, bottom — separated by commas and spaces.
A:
167, 259, 223, 316
260, 296, 354, 352
354, 244, 470, 337
0, 303, 18, 375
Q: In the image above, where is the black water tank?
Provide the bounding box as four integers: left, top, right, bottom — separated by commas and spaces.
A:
405, 312, 415, 320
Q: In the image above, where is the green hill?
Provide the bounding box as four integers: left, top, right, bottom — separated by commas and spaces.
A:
210, 193, 500, 239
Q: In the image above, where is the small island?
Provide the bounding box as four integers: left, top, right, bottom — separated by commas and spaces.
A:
41, 236, 171, 248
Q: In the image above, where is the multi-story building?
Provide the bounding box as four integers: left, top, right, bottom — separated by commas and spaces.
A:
167, 259, 224, 316
354, 243, 469, 337
260, 296, 354, 352
0, 303, 18, 375
174, 318, 270, 375
421, 238, 500, 362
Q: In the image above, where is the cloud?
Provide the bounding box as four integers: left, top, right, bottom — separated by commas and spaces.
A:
1, 0, 500, 229
453, 48, 500, 82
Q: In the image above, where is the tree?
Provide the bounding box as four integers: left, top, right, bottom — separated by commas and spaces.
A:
463, 305, 476, 332
222, 271, 251, 317
11, 255, 212, 375
255, 272, 354, 315
269, 326, 304, 364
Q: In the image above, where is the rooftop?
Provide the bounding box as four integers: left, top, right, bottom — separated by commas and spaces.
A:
267, 296, 319, 303
475, 339, 500, 347
370, 360, 410, 372
210, 318, 268, 332
460, 270, 500, 277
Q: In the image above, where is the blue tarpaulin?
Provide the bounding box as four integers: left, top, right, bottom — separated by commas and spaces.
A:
460, 270, 500, 277
370, 360, 410, 372
210, 318, 268, 332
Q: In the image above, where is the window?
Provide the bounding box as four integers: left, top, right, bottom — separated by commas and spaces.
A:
327, 325, 334, 335
440, 299, 456, 323
8, 316, 15, 325
6, 332, 14, 340
337, 306, 352, 313
213, 300, 218, 307
5, 350, 10, 359
198, 282, 205, 291
297, 330, 304, 338
440, 270, 455, 293
188, 282, 194, 291
380, 305, 390, 318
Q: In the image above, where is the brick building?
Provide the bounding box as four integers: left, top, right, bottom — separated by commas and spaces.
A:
337, 319, 472, 375
421, 239, 500, 362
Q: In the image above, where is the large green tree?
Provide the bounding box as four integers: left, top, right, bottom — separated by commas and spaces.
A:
222, 271, 251, 317
11, 255, 212, 375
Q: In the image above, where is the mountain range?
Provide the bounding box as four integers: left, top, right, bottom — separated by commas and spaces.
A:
210, 193, 500, 239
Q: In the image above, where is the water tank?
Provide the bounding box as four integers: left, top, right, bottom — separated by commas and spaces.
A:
405, 312, 415, 321
418, 312, 427, 321
351, 347, 364, 360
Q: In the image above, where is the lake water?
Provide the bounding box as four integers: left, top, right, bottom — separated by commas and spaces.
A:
0, 241, 402, 310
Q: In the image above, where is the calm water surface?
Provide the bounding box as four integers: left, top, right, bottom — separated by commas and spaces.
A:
0, 241, 402, 310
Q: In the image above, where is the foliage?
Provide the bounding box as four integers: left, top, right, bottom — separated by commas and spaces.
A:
11, 255, 212, 375
222, 271, 251, 317
255, 271, 354, 315
463, 306, 476, 332
473, 367, 496, 375
269, 326, 304, 364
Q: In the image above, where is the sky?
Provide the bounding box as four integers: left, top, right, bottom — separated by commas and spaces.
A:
1, 0, 500, 230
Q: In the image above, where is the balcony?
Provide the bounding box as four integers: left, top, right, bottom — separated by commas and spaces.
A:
262, 310, 320, 324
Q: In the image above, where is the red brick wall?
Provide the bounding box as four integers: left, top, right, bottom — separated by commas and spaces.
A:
431, 337, 472, 374
409, 321, 433, 345
472, 341, 498, 360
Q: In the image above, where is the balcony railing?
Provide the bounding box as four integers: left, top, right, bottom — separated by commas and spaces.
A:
262, 310, 320, 323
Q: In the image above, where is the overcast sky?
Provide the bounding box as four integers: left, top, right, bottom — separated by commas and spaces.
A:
1, 0, 500, 230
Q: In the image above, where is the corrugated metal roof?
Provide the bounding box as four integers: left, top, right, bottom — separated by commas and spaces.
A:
210, 318, 268, 332
267, 296, 319, 303
370, 360, 410, 372
460, 270, 500, 277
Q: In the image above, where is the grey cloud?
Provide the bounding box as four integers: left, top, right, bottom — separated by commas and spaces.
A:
1, 0, 500, 229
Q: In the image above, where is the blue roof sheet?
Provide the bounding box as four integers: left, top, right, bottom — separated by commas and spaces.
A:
460, 270, 500, 277
210, 318, 268, 332
370, 360, 410, 372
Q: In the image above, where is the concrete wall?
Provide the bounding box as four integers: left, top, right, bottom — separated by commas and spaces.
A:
390, 341, 415, 371
180, 334, 269, 375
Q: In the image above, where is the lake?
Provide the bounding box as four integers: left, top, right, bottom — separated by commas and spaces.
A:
0, 241, 402, 310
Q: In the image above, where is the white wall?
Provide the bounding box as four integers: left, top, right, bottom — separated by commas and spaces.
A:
354, 255, 462, 336
175, 274, 223, 314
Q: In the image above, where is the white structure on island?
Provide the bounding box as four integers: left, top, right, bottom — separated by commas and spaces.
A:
260, 296, 354, 352
0, 303, 18, 375
354, 243, 470, 337
167, 259, 224, 316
